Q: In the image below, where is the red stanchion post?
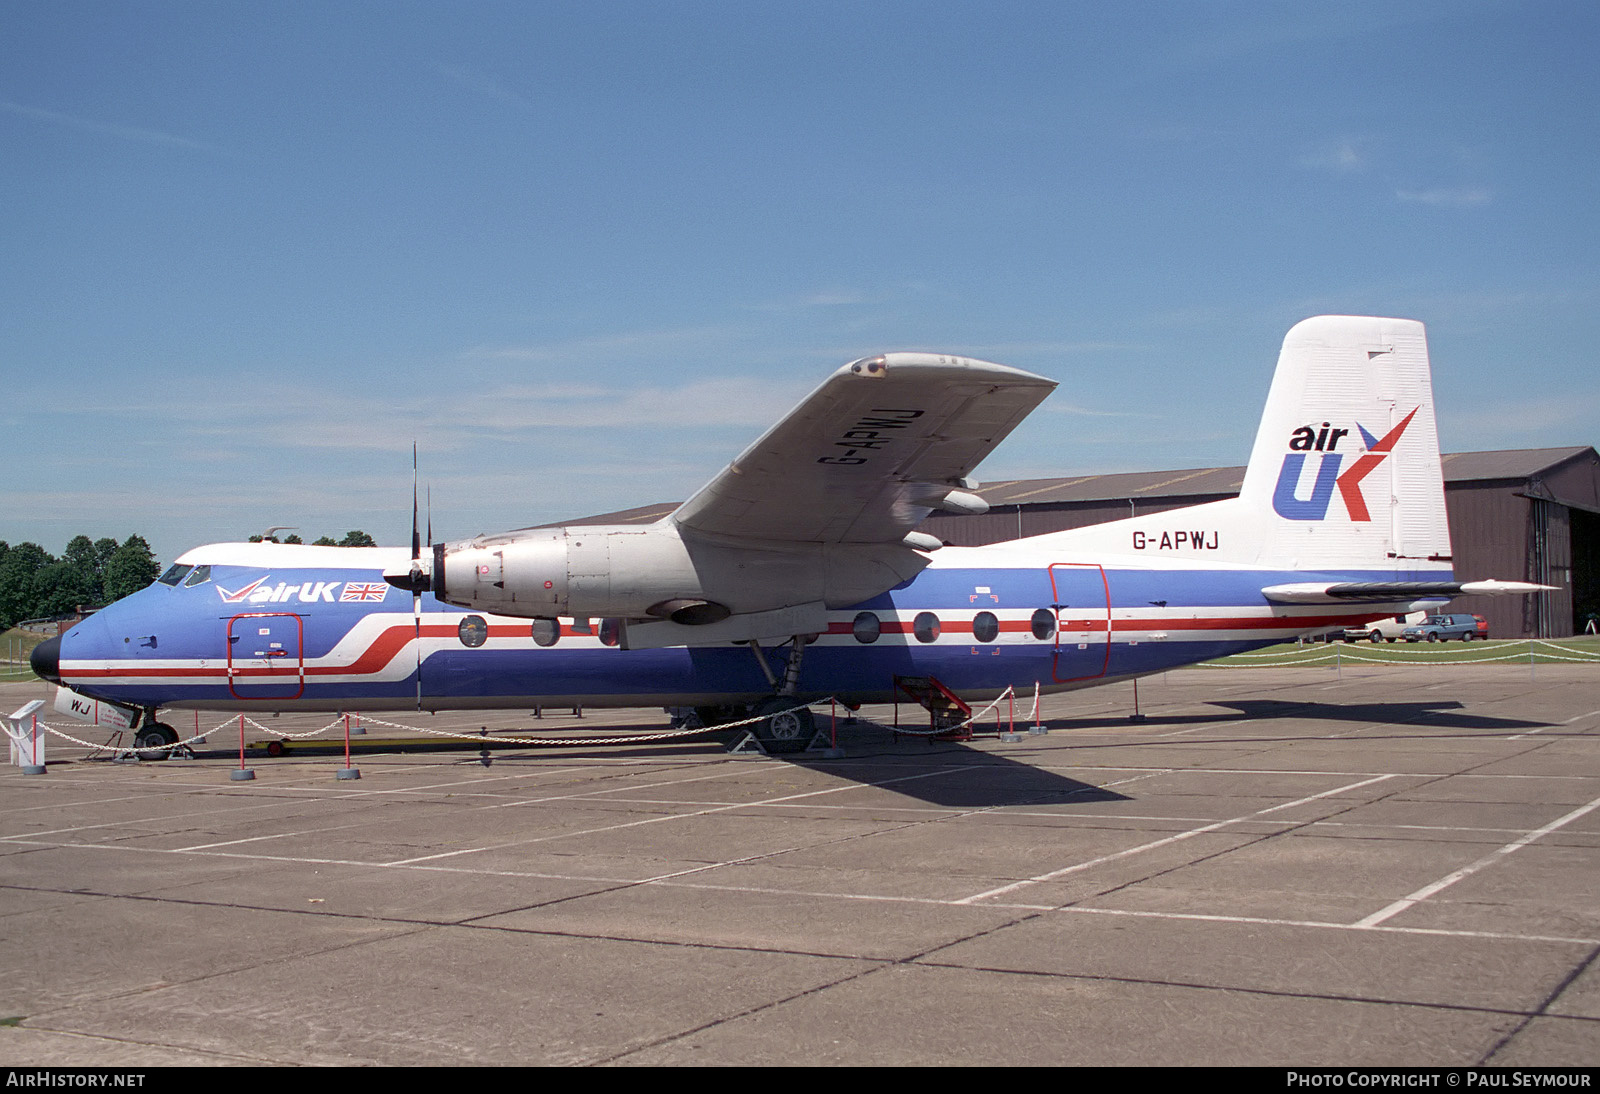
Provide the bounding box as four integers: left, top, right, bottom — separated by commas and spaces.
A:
337, 712, 360, 780
231, 713, 255, 781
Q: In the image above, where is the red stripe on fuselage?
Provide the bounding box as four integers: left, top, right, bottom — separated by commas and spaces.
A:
59, 610, 1387, 685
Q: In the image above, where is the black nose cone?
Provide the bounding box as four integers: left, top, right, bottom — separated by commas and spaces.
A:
31, 635, 61, 684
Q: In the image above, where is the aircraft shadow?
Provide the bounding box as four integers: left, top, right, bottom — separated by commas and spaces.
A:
780, 723, 1132, 809
436, 725, 1131, 810
1037, 697, 1553, 737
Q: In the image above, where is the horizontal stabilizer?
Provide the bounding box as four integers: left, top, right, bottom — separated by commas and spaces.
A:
1262, 580, 1556, 604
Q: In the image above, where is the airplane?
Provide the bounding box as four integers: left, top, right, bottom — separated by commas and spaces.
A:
31, 316, 1550, 756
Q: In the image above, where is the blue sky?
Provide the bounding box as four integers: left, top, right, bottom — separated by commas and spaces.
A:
4, 1, 1596, 566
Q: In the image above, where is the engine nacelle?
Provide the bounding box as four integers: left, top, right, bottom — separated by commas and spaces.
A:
427, 522, 928, 624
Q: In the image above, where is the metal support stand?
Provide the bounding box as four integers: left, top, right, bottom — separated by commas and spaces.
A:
7, 701, 47, 774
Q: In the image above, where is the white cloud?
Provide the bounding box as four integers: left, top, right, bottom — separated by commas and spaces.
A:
1, 100, 215, 152
1395, 186, 1492, 207
1299, 138, 1367, 173
427, 62, 533, 111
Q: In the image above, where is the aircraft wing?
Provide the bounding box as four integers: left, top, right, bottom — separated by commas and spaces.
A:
670, 353, 1057, 544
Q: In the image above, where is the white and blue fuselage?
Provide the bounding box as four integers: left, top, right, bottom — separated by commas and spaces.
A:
47, 541, 1433, 713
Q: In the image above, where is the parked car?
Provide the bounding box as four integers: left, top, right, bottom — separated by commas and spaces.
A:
1401, 613, 1482, 642
1344, 611, 1426, 643
1473, 614, 1490, 639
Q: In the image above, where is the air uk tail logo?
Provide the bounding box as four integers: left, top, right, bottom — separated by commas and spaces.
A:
1271, 407, 1419, 521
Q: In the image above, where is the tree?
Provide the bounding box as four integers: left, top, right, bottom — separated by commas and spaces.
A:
33, 560, 97, 617
103, 535, 160, 604
93, 538, 118, 583
338, 531, 376, 547
0, 542, 52, 628
61, 535, 104, 606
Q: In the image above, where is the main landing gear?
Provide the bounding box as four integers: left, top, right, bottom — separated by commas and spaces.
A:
720, 635, 821, 755
749, 695, 816, 754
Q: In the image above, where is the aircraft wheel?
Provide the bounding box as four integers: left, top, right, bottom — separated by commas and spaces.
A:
134, 723, 178, 762
752, 697, 814, 755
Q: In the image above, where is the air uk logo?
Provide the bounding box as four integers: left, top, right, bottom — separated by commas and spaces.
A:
217, 577, 376, 604
1271, 407, 1419, 521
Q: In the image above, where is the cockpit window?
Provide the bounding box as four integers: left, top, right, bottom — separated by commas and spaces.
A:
182, 565, 212, 587
157, 564, 192, 587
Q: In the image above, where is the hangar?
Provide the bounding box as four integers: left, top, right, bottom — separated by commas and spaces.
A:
570, 447, 1600, 640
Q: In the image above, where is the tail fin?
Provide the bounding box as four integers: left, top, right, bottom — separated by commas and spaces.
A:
1238, 315, 1450, 570
1029, 316, 1453, 575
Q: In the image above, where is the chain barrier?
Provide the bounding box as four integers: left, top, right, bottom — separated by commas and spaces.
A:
238, 715, 347, 740
20, 710, 270, 759
880, 685, 1020, 738
351, 711, 741, 748
23, 689, 1030, 760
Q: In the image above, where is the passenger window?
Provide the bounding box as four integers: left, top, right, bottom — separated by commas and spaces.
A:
599, 618, 621, 647
1031, 608, 1056, 640
852, 612, 881, 644
972, 611, 999, 643
458, 615, 489, 647
913, 612, 941, 643
532, 619, 559, 647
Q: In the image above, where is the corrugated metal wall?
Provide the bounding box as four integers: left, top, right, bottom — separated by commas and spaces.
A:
1443, 483, 1530, 638
921, 495, 1233, 547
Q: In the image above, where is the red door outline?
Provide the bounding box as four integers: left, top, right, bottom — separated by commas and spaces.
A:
1048, 563, 1111, 683
227, 613, 305, 700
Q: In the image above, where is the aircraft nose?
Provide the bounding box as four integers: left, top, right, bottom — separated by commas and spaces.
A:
31, 635, 61, 684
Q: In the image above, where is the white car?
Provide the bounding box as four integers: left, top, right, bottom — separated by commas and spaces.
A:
1343, 612, 1427, 643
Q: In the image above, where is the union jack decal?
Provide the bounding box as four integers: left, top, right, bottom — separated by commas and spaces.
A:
340, 583, 389, 602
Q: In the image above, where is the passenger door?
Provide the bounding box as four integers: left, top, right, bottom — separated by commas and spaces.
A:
227, 613, 305, 700
1049, 563, 1110, 682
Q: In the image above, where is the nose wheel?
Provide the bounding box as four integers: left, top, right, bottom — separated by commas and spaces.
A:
133, 722, 178, 761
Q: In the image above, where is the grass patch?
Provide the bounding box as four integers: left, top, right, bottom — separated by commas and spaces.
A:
1209, 635, 1600, 668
